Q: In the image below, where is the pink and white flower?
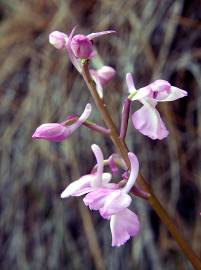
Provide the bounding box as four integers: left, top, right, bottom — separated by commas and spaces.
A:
84, 151, 140, 246
126, 73, 188, 140
61, 144, 140, 246
32, 103, 91, 142
84, 152, 139, 218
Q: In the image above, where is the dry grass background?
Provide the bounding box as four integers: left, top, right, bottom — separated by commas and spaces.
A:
0, 0, 201, 269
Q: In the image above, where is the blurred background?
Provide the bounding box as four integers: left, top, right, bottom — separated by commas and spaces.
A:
0, 0, 201, 269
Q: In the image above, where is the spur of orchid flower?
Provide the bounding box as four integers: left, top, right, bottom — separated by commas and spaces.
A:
126, 73, 188, 140
32, 103, 91, 142
61, 144, 140, 247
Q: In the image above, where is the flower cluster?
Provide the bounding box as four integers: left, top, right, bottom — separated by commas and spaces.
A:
61, 144, 140, 246
32, 27, 188, 246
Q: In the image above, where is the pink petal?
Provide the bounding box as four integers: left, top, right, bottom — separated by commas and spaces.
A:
122, 153, 139, 193
126, 74, 151, 100
151, 80, 171, 92
132, 104, 169, 140
87, 30, 116, 40
91, 144, 104, 187
68, 103, 92, 133
66, 27, 82, 72
100, 190, 132, 219
148, 80, 171, 100
71, 34, 93, 59
61, 174, 95, 198
159, 86, 188, 102
126, 73, 136, 93
108, 155, 119, 176
130, 86, 152, 101
83, 188, 113, 210
110, 209, 140, 247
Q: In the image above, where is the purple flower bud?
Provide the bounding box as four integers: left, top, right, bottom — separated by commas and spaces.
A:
71, 34, 93, 59
49, 31, 68, 49
32, 123, 69, 142
32, 104, 92, 142
96, 66, 116, 85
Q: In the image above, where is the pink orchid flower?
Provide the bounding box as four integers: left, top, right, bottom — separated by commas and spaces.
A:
84, 151, 140, 246
126, 73, 188, 140
90, 66, 116, 98
61, 144, 140, 246
32, 103, 91, 142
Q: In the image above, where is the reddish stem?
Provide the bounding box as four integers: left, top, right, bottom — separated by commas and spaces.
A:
63, 115, 110, 135
120, 98, 131, 140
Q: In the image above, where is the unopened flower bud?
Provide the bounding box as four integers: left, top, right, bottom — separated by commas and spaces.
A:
49, 31, 68, 49
71, 34, 93, 59
32, 123, 69, 142
96, 66, 116, 85
32, 104, 92, 142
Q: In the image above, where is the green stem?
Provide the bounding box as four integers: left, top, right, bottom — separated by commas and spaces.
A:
82, 62, 201, 270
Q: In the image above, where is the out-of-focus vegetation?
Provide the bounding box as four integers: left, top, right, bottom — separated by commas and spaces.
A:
0, 0, 200, 269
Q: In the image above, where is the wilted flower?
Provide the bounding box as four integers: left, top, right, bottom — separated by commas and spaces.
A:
32, 103, 91, 142
126, 73, 188, 140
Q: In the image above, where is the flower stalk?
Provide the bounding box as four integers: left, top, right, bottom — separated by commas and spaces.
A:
82, 61, 201, 270
63, 115, 110, 135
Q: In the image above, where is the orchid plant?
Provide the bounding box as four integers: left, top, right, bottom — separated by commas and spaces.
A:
33, 27, 201, 269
